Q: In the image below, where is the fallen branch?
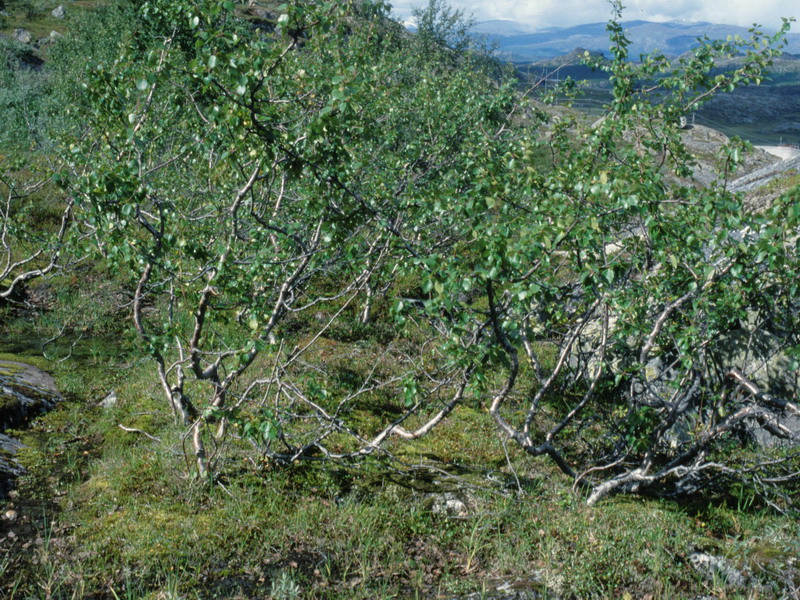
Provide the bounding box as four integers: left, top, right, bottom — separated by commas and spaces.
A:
118, 424, 162, 443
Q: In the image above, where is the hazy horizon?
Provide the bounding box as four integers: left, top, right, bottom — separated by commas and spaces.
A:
391, 0, 797, 31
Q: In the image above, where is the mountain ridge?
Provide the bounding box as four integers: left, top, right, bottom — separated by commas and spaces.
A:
468, 19, 800, 62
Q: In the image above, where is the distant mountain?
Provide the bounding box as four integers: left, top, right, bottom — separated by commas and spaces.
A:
472, 20, 800, 62
531, 47, 607, 68
470, 20, 536, 37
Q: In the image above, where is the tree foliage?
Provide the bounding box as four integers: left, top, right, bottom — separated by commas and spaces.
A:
44, 0, 800, 508
0, 1, 135, 302
64, 0, 516, 476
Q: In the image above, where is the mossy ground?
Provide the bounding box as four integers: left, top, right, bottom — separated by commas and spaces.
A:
1, 4, 798, 599
1, 292, 798, 599
0, 0, 112, 39
0, 226, 796, 600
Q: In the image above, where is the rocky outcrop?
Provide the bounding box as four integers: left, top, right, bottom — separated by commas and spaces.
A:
729, 154, 800, 195
0, 361, 59, 429
0, 360, 61, 498
0, 434, 25, 498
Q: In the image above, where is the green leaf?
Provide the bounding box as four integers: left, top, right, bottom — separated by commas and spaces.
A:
403, 377, 419, 408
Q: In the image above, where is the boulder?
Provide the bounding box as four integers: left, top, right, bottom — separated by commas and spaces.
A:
0, 360, 61, 498
0, 362, 60, 430
51, 5, 65, 18
12, 28, 31, 44
712, 317, 800, 447
573, 306, 799, 450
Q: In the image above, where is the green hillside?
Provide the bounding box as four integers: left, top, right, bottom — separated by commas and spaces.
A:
519, 51, 800, 145
1, 1, 799, 598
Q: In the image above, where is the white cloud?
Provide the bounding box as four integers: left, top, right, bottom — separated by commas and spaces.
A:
390, 0, 798, 29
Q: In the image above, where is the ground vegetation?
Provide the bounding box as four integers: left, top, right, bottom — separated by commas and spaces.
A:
0, 0, 798, 597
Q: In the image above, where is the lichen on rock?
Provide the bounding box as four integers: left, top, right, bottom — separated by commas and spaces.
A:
0, 360, 61, 498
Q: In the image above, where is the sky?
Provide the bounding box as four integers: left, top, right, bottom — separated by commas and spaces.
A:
390, 0, 798, 30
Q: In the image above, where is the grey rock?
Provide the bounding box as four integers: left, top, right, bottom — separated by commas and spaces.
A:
0, 377, 59, 430
716, 319, 797, 397
99, 391, 118, 409
713, 318, 800, 447
430, 492, 468, 516
246, 6, 276, 20
17, 51, 44, 71
729, 154, 800, 195
689, 552, 748, 588
743, 408, 800, 448
0, 434, 24, 455
0, 433, 26, 497
51, 5, 65, 18
624, 308, 800, 449
13, 28, 31, 44
243, 5, 277, 32
0, 361, 61, 498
